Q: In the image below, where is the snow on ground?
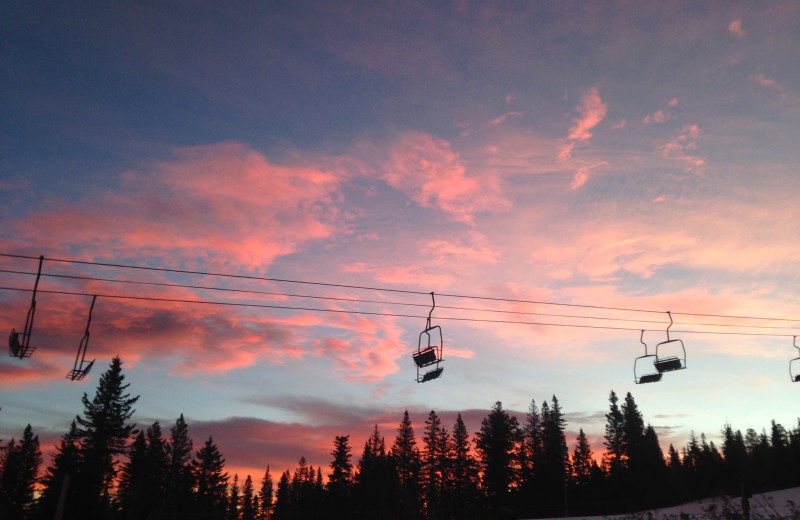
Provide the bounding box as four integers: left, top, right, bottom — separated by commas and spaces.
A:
526, 487, 799, 520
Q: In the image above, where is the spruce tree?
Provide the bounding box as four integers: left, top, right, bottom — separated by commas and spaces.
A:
75, 356, 140, 519
228, 474, 240, 520
193, 436, 229, 520
117, 429, 148, 518
421, 410, 449, 520
571, 429, 593, 488
0, 424, 41, 520
540, 397, 569, 517
390, 410, 421, 520
241, 475, 256, 520
621, 392, 645, 507
327, 435, 353, 515
602, 390, 626, 477
475, 401, 520, 511
36, 420, 81, 520
639, 425, 668, 509
355, 424, 396, 516
165, 413, 195, 519
570, 429, 596, 515
520, 399, 543, 504
449, 413, 479, 519
273, 471, 290, 519
259, 466, 273, 519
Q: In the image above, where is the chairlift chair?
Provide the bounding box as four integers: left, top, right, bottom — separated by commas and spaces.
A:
790, 336, 800, 383
413, 292, 444, 383
9, 256, 44, 359
654, 311, 686, 373
67, 295, 97, 381
634, 330, 662, 384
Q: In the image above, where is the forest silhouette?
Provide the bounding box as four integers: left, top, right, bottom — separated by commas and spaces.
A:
1, 358, 799, 520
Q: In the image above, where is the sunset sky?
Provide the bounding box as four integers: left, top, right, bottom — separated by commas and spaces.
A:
2, 1, 800, 481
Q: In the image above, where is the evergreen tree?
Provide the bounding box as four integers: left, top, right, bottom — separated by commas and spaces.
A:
621, 392, 645, 508
36, 420, 81, 520
0, 424, 41, 520
241, 475, 257, 520
788, 419, 800, 488
421, 410, 449, 520
639, 425, 668, 509
355, 424, 396, 517
570, 429, 596, 515
116, 429, 148, 518
289, 456, 315, 512
390, 410, 421, 520
539, 397, 569, 517
571, 429, 593, 488
193, 436, 229, 520
666, 444, 686, 504
327, 435, 353, 516
769, 420, 790, 488
602, 390, 626, 478
165, 413, 196, 519
259, 466, 274, 520
721, 424, 747, 496
228, 474, 241, 520
273, 470, 290, 519
520, 399, 543, 505
474, 401, 520, 511
449, 413, 479, 519
75, 356, 140, 519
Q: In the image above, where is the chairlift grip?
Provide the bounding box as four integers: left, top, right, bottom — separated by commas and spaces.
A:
665, 311, 673, 341
426, 292, 435, 330
21, 256, 44, 352
640, 330, 647, 355
74, 296, 97, 367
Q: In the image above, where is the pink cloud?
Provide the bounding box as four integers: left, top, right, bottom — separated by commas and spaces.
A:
559, 87, 607, 159
644, 109, 668, 124
6, 142, 344, 272
489, 111, 523, 126
570, 161, 608, 190
424, 232, 500, 265
567, 87, 607, 142
750, 73, 782, 90
660, 124, 705, 173
342, 263, 454, 289
382, 132, 511, 223
728, 19, 746, 38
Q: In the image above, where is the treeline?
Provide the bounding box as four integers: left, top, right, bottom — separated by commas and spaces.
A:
1, 358, 799, 520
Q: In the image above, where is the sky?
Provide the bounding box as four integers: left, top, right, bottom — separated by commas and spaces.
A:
2, 1, 800, 482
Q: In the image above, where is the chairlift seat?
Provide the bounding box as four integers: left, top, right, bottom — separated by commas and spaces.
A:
655, 356, 683, 373
413, 346, 439, 367
9, 330, 35, 358
638, 373, 663, 384
67, 360, 95, 381
794, 374, 800, 383
419, 367, 443, 382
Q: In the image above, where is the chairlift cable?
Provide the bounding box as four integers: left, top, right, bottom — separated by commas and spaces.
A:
2, 252, 799, 325
0, 285, 797, 338
0, 268, 796, 331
